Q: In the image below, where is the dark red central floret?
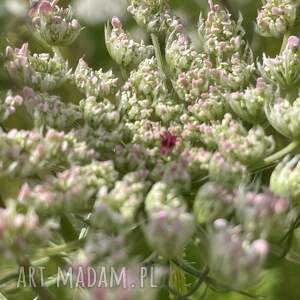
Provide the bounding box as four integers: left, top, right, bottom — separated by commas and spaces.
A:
160, 131, 177, 154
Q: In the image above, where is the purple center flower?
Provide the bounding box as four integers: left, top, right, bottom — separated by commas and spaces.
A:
160, 131, 177, 154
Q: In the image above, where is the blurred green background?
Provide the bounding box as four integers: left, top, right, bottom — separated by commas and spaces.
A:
1, 0, 300, 299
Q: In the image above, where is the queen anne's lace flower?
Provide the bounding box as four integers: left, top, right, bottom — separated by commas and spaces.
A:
74, 58, 119, 99
30, 0, 82, 46
0, 200, 51, 260
208, 219, 269, 288
256, 0, 298, 37
105, 16, 154, 67
258, 36, 300, 87
22, 87, 81, 129
270, 155, 300, 205
265, 92, 300, 139
5, 43, 71, 91
0, 91, 23, 123
1, 0, 300, 297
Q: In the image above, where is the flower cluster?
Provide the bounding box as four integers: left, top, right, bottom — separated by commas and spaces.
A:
0, 90, 23, 123
229, 78, 272, 124
270, 155, 300, 203
30, 0, 82, 46
208, 219, 269, 288
235, 189, 294, 243
5, 43, 71, 91
19, 161, 118, 215
0, 200, 51, 260
258, 35, 300, 87
0, 129, 95, 178
74, 58, 119, 99
198, 114, 275, 165
105, 16, 154, 68
265, 90, 300, 139
145, 182, 195, 257
194, 182, 234, 224
127, 0, 182, 33
22, 87, 81, 129
256, 0, 298, 37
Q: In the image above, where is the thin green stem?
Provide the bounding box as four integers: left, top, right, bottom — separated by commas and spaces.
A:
120, 66, 128, 82
252, 141, 299, 172
169, 260, 187, 298
52, 46, 64, 58
280, 32, 290, 54
171, 258, 209, 280
37, 238, 84, 258
151, 33, 166, 78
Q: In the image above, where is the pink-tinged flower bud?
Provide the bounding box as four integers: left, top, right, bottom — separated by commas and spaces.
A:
111, 16, 122, 29
74, 59, 118, 99
145, 208, 195, 257
5, 44, 71, 91
271, 7, 282, 16
208, 222, 268, 288
38, 1, 53, 14
22, 86, 35, 98
0, 90, 24, 122
288, 35, 300, 50
235, 188, 293, 239
251, 239, 269, 257
31, 2, 82, 46
18, 43, 29, 56
256, 1, 296, 37
214, 218, 228, 229
256, 77, 266, 88
71, 19, 81, 30
51, 15, 62, 24
212, 4, 220, 12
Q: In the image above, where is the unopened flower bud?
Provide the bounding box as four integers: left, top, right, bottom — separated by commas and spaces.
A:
74, 58, 118, 99
5, 44, 71, 91
208, 220, 268, 288
105, 17, 154, 68
31, 2, 82, 46
258, 38, 300, 87
145, 208, 195, 257
256, 0, 297, 37
194, 182, 234, 224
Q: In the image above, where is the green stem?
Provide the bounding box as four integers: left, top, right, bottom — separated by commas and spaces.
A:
37, 238, 84, 258
172, 258, 209, 279
52, 46, 64, 58
120, 66, 128, 82
280, 32, 290, 54
169, 260, 187, 298
151, 33, 166, 78
252, 141, 299, 171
